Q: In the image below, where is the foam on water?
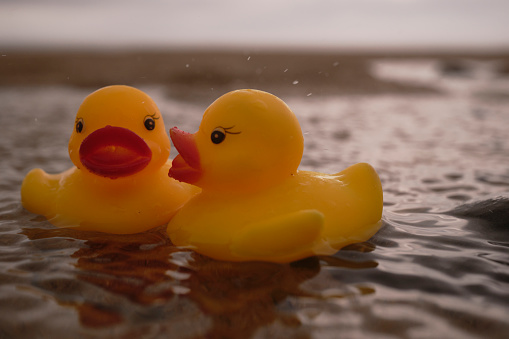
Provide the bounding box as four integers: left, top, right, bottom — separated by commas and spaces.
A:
0, 59, 509, 338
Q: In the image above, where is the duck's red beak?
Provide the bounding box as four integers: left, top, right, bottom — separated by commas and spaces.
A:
168, 127, 201, 184
79, 125, 152, 179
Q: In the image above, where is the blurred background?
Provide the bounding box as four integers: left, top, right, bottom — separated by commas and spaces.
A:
1, 0, 509, 101
1, 0, 509, 51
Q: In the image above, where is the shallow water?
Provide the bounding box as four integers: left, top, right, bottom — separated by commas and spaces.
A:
1, 59, 509, 338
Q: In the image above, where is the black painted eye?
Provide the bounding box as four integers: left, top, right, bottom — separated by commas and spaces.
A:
144, 116, 156, 130
75, 118, 84, 133
211, 128, 226, 144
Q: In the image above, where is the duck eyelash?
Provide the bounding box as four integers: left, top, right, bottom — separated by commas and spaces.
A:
148, 113, 160, 120
223, 126, 241, 135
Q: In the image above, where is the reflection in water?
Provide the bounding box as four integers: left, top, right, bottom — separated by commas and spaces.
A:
20, 225, 377, 338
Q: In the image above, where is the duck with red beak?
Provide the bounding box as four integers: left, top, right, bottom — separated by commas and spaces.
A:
21, 85, 199, 234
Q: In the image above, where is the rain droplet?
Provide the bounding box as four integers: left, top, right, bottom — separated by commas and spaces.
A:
185, 64, 190, 68
307, 93, 312, 97
292, 80, 299, 85
247, 56, 251, 61
284, 68, 288, 72
333, 62, 339, 67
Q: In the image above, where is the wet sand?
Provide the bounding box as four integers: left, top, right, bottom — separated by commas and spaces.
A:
3, 49, 508, 101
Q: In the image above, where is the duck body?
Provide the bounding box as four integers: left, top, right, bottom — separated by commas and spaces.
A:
21, 85, 198, 234
166, 89, 383, 262
22, 163, 197, 234
169, 164, 383, 263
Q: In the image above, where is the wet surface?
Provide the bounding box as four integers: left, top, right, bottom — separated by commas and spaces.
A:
1, 54, 509, 338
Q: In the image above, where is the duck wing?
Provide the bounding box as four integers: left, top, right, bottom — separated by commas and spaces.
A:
231, 209, 324, 263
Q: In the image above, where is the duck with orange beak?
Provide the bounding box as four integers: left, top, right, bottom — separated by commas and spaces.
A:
21, 85, 199, 234
167, 89, 383, 263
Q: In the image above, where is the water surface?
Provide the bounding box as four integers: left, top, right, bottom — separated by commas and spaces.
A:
0, 57, 508, 338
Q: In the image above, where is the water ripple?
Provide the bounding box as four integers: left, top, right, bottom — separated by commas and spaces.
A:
1, 85, 509, 338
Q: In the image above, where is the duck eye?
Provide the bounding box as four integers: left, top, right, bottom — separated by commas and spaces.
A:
75, 118, 84, 133
144, 116, 156, 131
211, 128, 226, 144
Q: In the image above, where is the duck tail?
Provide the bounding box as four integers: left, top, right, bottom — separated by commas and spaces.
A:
327, 163, 384, 246
21, 168, 58, 217
336, 163, 383, 204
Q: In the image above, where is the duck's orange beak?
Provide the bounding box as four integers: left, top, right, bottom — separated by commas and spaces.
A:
168, 127, 201, 184
79, 125, 152, 179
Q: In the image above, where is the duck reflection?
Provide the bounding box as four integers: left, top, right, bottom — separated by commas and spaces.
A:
21, 225, 377, 338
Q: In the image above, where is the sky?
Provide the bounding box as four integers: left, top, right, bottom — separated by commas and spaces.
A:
1, 0, 509, 51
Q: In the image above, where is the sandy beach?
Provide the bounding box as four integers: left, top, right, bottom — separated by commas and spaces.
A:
3, 50, 508, 102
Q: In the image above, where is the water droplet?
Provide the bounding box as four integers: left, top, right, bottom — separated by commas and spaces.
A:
307, 93, 312, 97
292, 80, 299, 85
333, 62, 339, 67
185, 64, 190, 68
284, 68, 288, 72
247, 56, 251, 61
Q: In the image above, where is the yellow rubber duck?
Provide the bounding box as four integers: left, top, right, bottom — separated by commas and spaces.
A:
21, 85, 199, 234
167, 89, 383, 263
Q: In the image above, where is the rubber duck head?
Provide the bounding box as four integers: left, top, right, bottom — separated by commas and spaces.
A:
69, 85, 171, 180
169, 89, 304, 193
